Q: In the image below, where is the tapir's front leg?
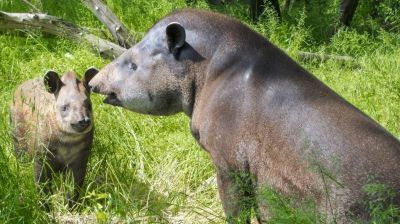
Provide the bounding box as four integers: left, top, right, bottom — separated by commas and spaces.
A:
216, 166, 255, 223
67, 150, 90, 210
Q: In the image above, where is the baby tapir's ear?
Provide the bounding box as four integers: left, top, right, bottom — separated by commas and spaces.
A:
44, 70, 62, 94
83, 67, 98, 91
166, 22, 186, 58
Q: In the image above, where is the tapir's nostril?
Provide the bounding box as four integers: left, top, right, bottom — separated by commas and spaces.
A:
79, 117, 91, 125
72, 118, 91, 132
89, 85, 96, 92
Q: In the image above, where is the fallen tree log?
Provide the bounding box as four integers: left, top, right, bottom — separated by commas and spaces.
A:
0, 11, 355, 63
296, 50, 354, 62
0, 11, 126, 59
81, 0, 135, 48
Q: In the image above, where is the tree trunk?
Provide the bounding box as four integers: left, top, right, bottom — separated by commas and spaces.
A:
0, 11, 126, 59
81, 0, 135, 48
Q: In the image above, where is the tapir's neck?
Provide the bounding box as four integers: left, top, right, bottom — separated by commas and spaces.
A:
181, 63, 206, 117
181, 82, 195, 117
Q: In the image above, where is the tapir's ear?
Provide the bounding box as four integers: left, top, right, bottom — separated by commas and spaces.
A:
83, 67, 98, 91
166, 22, 186, 57
44, 71, 62, 94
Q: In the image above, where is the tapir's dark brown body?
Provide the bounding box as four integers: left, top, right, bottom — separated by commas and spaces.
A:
10, 70, 97, 209
89, 9, 400, 222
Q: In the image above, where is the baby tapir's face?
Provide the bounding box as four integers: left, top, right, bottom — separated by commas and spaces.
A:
44, 68, 98, 134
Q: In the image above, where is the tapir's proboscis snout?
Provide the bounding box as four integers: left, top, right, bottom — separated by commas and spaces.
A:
89, 9, 400, 223
89, 61, 124, 107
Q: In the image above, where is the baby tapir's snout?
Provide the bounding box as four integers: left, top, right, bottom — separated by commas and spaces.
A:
70, 115, 91, 132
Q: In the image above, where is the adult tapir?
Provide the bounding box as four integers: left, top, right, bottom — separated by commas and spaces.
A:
89, 9, 400, 223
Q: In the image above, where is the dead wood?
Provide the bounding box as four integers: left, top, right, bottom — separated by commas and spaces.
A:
0, 11, 126, 59
296, 50, 354, 62
81, 0, 135, 48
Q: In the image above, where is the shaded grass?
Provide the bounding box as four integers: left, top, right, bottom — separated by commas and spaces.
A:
363, 182, 400, 223
1, 0, 399, 223
257, 187, 322, 224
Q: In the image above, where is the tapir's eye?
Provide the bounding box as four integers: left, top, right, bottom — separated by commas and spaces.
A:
61, 104, 69, 112
129, 63, 137, 71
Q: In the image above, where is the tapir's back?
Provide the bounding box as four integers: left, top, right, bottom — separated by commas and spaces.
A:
259, 72, 400, 217
10, 78, 55, 156
250, 67, 400, 188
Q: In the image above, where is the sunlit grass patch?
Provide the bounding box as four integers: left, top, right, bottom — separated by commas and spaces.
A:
1, 0, 399, 223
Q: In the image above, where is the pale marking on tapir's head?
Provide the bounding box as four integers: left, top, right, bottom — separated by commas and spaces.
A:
44, 68, 98, 134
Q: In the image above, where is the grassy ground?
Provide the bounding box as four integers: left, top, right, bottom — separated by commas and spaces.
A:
0, 0, 399, 223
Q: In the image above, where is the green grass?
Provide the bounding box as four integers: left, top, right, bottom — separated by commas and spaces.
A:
1, 0, 399, 223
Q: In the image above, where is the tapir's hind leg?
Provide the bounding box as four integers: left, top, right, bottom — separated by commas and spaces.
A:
216, 167, 255, 223
255, 197, 270, 223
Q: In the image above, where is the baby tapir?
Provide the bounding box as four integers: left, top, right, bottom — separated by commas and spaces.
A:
10, 68, 98, 210
89, 9, 400, 223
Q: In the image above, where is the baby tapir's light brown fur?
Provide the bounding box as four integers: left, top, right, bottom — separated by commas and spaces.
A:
10, 68, 98, 210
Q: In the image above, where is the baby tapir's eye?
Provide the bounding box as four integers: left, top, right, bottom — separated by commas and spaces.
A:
129, 63, 137, 71
61, 104, 69, 112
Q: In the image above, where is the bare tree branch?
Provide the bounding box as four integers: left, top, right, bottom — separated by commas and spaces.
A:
296, 50, 354, 62
0, 11, 127, 59
81, 0, 135, 48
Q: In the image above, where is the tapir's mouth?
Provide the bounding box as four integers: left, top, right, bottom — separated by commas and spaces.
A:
104, 92, 122, 107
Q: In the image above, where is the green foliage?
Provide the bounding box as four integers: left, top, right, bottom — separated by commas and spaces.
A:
255, 5, 311, 55
258, 187, 321, 224
0, 0, 399, 223
376, 0, 400, 32
354, 0, 400, 33
0, 137, 48, 222
363, 183, 400, 223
